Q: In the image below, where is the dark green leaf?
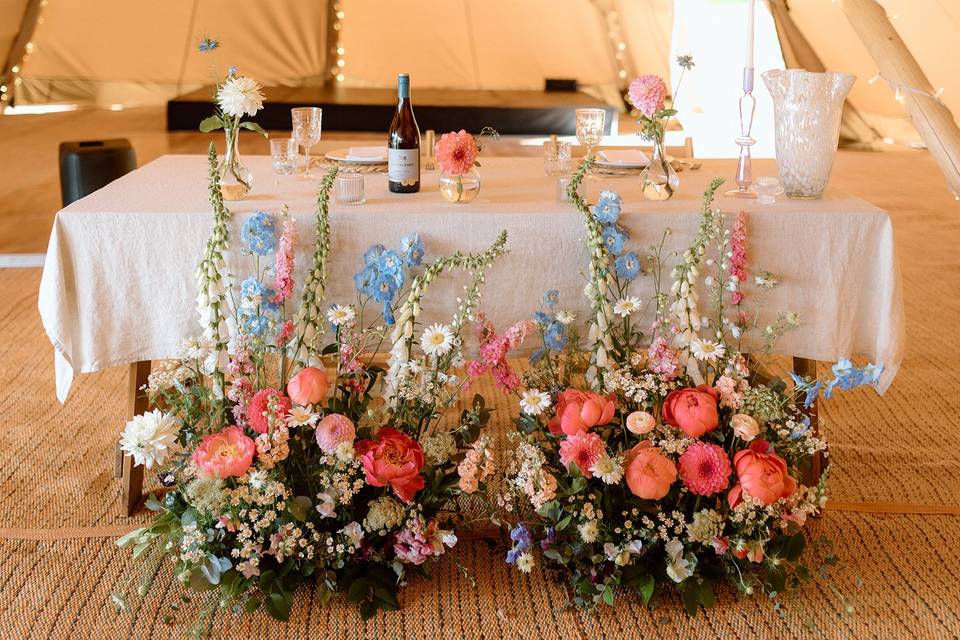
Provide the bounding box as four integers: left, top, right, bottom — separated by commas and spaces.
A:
264, 591, 291, 621
347, 578, 370, 603
244, 597, 261, 613
636, 574, 655, 604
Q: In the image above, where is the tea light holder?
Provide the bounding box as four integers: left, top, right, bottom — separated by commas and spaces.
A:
557, 176, 583, 203
335, 172, 365, 205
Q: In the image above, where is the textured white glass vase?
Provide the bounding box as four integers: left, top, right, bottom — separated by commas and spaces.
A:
762, 70, 855, 199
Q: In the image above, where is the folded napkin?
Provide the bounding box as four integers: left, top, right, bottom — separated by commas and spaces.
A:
346, 146, 388, 162
597, 149, 649, 166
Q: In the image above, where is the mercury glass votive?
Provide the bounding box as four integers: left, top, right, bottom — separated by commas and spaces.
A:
335, 172, 365, 205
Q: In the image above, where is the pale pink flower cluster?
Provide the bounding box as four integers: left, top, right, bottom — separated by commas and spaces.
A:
458, 436, 495, 493
647, 336, 681, 380
714, 375, 745, 410
255, 424, 290, 470
525, 471, 558, 510
467, 312, 537, 392
628, 74, 667, 117
434, 130, 478, 175
729, 211, 748, 305
227, 337, 255, 426
393, 516, 455, 565
273, 216, 298, 304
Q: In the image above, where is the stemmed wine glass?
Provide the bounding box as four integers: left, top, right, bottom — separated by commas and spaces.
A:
270, 138, 297, 191
575, 108, 605, 176
291, 107, 322, 179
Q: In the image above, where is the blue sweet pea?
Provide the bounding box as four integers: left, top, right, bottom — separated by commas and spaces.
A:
789, 371, 822, 409
510, 524, 532, 548
614, 252, 641, 281
593, 191, 622, 224
601, 225, 628, 255
240, 211, 277, 256
544, 321, 568, 351
400, 232, 425, 266
543, 289, 560, 309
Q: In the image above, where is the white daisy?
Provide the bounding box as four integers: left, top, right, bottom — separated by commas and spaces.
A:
690, 337, 726, 362
119, 409, 179, 469
613, 296, 642, 318
286, 405, 319, 428
420, 323, 453, 357
516, 552, 535, 573
589, 455, 624, 485
326, 304, 356, 327
578, 520, 599, 543
554, 310, 576, 325
246, 469, 267, 490
519, 389, 551, 416
216, 76, 265, 117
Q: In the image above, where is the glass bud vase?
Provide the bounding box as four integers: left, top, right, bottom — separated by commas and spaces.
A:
219, 125, 253, 201
439, 168, 481, 204
762, 70, 855, 199
638, 135, 678, 201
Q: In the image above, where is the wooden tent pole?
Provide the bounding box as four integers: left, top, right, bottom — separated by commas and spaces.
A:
1, 0, 43, 106
840, 0, 960, 198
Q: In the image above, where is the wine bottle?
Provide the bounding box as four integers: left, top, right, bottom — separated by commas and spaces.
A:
388, 73, 421, 193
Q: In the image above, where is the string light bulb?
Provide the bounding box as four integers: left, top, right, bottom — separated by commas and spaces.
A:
330, 2, 346, 83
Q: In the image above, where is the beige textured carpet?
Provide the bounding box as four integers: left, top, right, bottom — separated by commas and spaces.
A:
2, 149, 960, 638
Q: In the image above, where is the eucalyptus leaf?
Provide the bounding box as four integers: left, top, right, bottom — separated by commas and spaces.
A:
199, 116, 224, 133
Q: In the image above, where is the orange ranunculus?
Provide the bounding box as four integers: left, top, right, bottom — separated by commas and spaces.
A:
661, 385, 719, 438
728, 440, 797, 506
547, 389, 617, 436
624, 441, 677, 500
287, 367, 330, 406
192, 426, 256, 479
355, 428, 425, 502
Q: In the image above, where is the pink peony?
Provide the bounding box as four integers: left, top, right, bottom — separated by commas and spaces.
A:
356, 428, 425, 502
435, 130, 478, 175
661, 385, 720, 438
558, 430, 606, 478
315, 413, 355, 454
678, 441, 732, 496
624, 441, 677, 500
728, 440, 797, 507
248, 388, 292, 434
628, 74, 667, 117
286, 367, 330, 406
548, 389, 616, 436
193, 425, 256, 479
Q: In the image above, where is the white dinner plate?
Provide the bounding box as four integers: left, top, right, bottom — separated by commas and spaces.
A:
324, 147, 388, 164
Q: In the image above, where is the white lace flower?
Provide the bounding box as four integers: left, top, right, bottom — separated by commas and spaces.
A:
690, 337, 726, 362
420, 323, 453, 356
554, 310, 576, 325
119, 409, 179, 469
286, 405, 319, 428
589, 455, 624, 485
613, 296, 642, 317
326, 304, 356, 327
216, 76, 264, 118
519, 389, 551, 416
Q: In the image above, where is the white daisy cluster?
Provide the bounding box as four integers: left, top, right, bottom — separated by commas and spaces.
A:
686, 509, 725, 545
363, 496, 407, 534
589, 454, 624, 485
392, 360, 459, 407
613, 296, 642, 318
325, 304, 357, 328
519, 389, 551, 416
604, 367, 675, 408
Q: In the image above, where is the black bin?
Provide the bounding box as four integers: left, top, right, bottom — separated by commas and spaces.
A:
58, 138, 137, 207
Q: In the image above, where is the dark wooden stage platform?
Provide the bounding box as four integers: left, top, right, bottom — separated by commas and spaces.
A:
167, 86, 618, 135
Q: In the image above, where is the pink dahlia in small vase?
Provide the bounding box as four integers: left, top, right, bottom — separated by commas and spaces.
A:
435, 127, 497, 203
496, 169, 883, 617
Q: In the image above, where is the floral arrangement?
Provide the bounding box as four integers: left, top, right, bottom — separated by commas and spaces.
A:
628, 54, 694, 144
434, 127, 498, 203
115, 147, 509, 629
496, 158, 882, 614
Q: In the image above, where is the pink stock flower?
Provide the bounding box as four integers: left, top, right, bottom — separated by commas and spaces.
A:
647, 337, 681, 380
227, 376, 253, 427
548, 389, 616, 436
729, 210, 748, 305
558, 430, 606, 478
315, 413, 355, 454
273, 216, 298, 304
435, 130, 478, 175
275, 320, 294, 347
248, 388, 292, 434
356, 428, 425, 502
193, 425, 256, 479
678, 441, 732, 496
628, 74, 667, 117
467, 312, 536, 392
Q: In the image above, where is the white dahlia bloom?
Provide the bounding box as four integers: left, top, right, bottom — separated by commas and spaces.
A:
217, 76, 265, 118
119, 409, 179, 469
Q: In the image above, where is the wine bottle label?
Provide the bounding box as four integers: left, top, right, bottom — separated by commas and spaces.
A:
388, 149, 419, 185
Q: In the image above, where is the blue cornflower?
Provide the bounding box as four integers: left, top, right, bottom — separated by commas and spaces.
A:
362, 244, 385, 266
198, 37, 219, 52
377, 249, 405, 288
593, 190, 621, 224
614, 252, 641, 281
601, 225, 628, 255
543, 289, 560, 309
240, 211, 276, 256
544, 321, 568, 351
400, 232, 425, 266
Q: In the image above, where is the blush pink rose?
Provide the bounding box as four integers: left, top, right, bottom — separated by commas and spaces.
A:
548, 389, 616, 436
661, 385, 719, 438
287, 367, 330, 406
728, 440, 797, 506
192, 426, 256, 479
624, 441, 677, 500
558, 430, 606, 478
356, 428, 426, 502
626, 411, 656, 435
315, 413, 355, 454
247, 388, 292, 434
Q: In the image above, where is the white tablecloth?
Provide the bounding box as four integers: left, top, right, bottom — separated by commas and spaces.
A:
39, 155, 904, 401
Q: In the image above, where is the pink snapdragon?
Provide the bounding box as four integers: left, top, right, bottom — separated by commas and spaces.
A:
273, 216, 298, 304
647, 336, 681, 380
729, 210, 748, 305
467, 312, 536, 392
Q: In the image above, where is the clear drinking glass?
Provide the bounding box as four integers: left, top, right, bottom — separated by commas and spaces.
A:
335, 172, 365, 205
575, 108, 605, 154
543, 139, 572, 176
291, 107, 322, 179
270, 138, 297, 190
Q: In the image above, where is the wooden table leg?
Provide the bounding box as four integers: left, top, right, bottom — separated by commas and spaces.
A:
792, 356, 822, 486
121, 360, 151, 516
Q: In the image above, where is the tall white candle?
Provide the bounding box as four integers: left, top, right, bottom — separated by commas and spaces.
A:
745, 0, 755, 69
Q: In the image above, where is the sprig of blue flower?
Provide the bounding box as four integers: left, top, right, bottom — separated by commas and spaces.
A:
198, 37, 219, 52
354, 234, 425, 324
506, 524, 532, 564
531, 290, 570, 363
240, 211, 277, 256
593, 191, 621, 225
790, 358, 883, 408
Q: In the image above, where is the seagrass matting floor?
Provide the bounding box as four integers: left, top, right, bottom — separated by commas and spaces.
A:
2, 150, 960, 638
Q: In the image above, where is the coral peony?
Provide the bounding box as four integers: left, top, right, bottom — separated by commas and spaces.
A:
626, 410, 656, 435
558, 431, 606, 478
316, 414, 355, 454
624, 441, 677, 500
247, 388, 292, 434
728, 440, 797, 506
661, 385, 720, 438
435, 130, 478, 175
193, 426, 256, 479
548, 389, 616, 435
287, 367, 330, 406
678, 441, 731, 496
627, 74, 667, 117
356, 428, 426, 502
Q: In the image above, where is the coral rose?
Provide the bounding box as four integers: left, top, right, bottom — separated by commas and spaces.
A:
287, 367, 330, 406
731, 413, 760, 442
192, 426, 256, 479
356, 428, 426, 502
661, 385, 719, 438
728, 440, 797, 506
626, 410, 656, 435
624, 441, 677, 500
247, 388, 292, 434
316, 413, 355, 454
548, 389, 616, 436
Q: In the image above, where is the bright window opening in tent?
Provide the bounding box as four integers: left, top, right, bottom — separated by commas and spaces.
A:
3, 104, 78, 116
